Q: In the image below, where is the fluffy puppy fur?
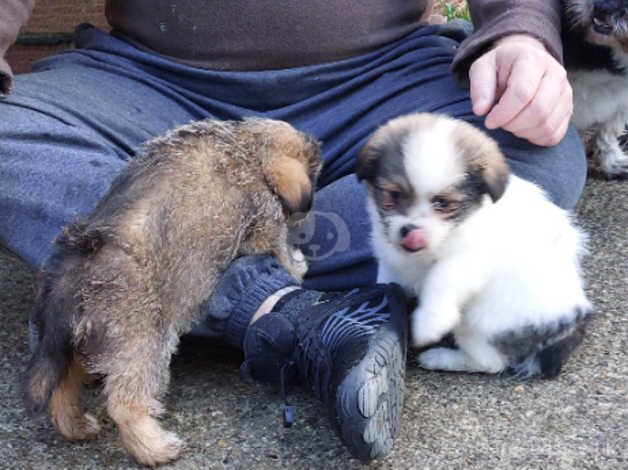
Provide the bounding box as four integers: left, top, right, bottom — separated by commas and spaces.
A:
563, 0, 628, 177
23, 118, 321, 466
357, 113, 592, 378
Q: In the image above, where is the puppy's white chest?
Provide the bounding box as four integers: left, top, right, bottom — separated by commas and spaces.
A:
374, 241, 434, 295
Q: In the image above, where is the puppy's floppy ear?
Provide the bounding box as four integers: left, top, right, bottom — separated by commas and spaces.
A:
302, 134, 323, 186
263, 134, 322, 214
456, 123, 510, 203
480, 151, 509, 202
356, 140, 380, 182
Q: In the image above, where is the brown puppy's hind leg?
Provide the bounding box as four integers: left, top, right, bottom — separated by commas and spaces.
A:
107, 400, 183, 467
48, 355, 101, 441
104, 338, 183, 466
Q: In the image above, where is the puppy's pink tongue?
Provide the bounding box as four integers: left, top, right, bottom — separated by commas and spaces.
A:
401, 229, 427, 252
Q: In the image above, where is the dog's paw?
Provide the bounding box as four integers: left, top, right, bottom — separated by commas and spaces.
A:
151, 431, 185, 465
117, 415, 184, 466
53, 411, 102, 441
133, 430, 184, 466
289, 248, 308, 279
411, 304, 459, 348
417, 347, 464, 371
597, 147, 628, 179
76, 412, 102, 440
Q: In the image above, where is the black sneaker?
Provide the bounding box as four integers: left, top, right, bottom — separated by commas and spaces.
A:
242, 284, 407, 462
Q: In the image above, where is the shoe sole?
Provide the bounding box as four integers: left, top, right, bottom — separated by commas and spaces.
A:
334, 319, 407, 462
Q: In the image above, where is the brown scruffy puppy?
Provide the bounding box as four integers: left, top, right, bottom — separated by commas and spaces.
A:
23, 118, 321, 466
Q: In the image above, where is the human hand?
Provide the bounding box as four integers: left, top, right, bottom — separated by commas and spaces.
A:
469, 34, 573, 147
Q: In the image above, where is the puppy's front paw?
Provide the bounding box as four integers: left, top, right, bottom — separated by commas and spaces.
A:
411, 304, 459, 348
418, 347, 465, 371
287, 248, 308, 280
273, 247, 307, 281
597, 145, 628, 179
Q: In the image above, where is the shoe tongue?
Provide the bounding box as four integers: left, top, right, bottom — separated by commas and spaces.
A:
272, 288, 306, 313
272, 288, 329, 325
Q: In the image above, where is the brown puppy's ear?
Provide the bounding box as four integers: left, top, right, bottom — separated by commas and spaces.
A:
302, 134, 323, 188
455, 123, 510, 203
264, 155, 316, 214
257, 122, 321, 214
264, 128, 321, 214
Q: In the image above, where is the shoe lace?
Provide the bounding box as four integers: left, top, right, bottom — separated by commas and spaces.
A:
277, 313, 329, 428
280, 360, 297, 427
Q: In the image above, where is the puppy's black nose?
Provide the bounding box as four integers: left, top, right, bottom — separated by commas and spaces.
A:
400, 224, 418, 238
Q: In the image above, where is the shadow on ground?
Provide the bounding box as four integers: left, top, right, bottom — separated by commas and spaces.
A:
0, 179, 626, 469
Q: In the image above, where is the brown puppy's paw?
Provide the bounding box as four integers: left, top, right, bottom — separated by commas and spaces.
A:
116, 414, 184, 466
286, 248, 308, 280
80, 412, 102, 438
51, 409, 102, 441
47, 356, 99, 441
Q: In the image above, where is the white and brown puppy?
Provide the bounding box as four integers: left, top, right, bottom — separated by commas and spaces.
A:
563, 0, 628, 177
357, 113, 592, 377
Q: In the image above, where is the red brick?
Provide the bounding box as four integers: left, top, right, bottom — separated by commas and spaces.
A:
24, 0, 108, 32
6, 0, 107, 74
5, 44, 70, 75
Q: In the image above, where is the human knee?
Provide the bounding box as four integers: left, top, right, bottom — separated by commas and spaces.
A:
543, 126, 588, 210
502, 125, 587, 210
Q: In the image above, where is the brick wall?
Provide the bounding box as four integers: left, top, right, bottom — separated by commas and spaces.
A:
5, 0, 108, 74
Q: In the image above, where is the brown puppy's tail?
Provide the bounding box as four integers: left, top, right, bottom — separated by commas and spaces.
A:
23, 280, 75, 415
24, 328, 74, 415
24, 221, 104, 415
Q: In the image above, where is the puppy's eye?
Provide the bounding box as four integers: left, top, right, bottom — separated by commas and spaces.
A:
431, 195, 455, 213
381, 190, 402, 209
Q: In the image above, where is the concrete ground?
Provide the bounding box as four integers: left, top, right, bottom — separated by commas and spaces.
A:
0, 178, 626, 469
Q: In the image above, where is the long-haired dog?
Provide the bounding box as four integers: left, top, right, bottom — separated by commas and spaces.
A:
23, 118, 321, 466
563, 0, 628, 178
357, 113, 592, 378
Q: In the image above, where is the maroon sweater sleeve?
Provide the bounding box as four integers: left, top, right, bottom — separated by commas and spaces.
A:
0, 0, 35, 94
451, 0, 563, 85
